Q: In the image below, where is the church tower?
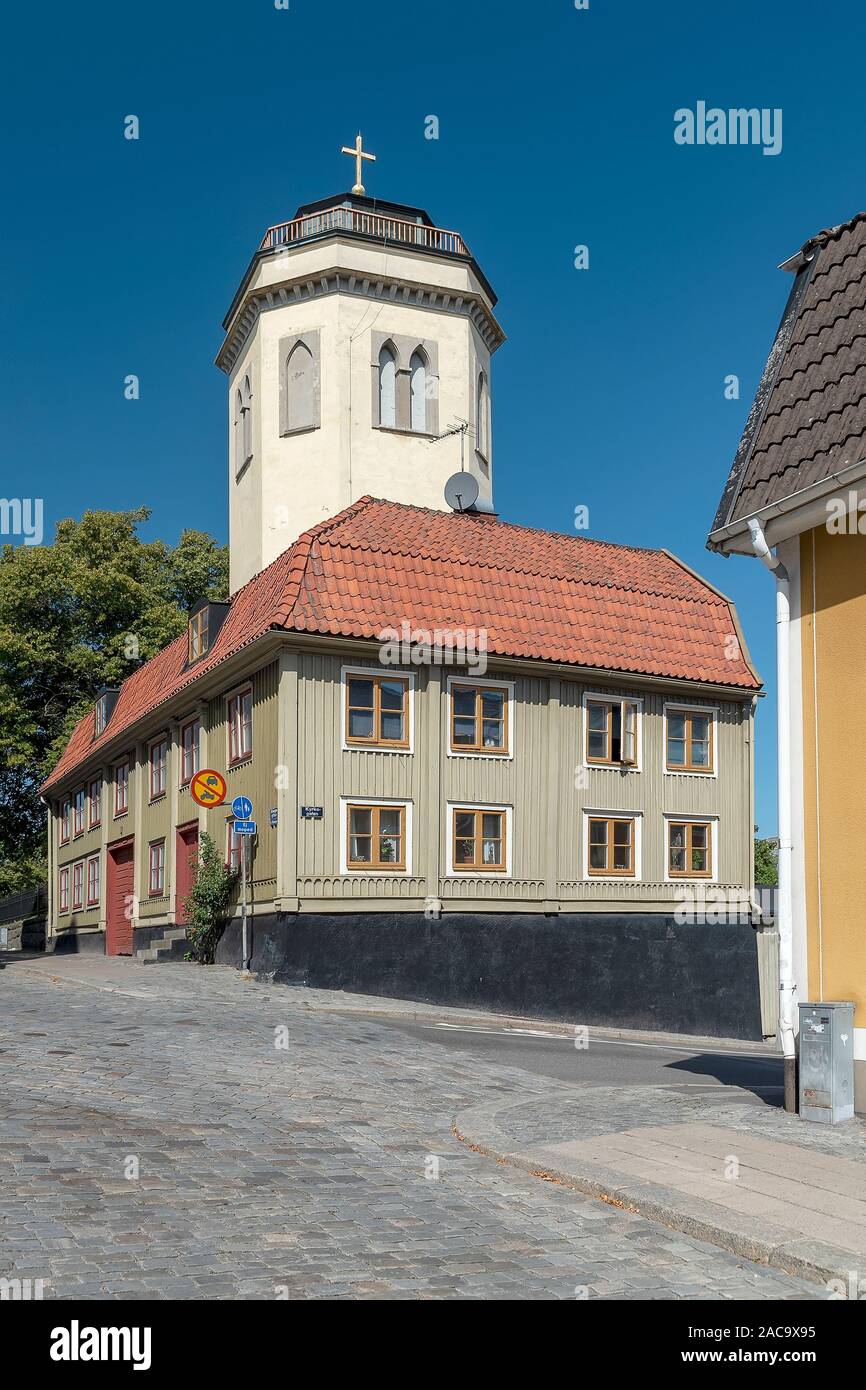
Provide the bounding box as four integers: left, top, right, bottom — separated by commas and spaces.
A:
216, 137, 505, 593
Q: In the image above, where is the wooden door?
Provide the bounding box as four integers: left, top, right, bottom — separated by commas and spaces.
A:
106, 840, 135, 956
175, 823, 199, 927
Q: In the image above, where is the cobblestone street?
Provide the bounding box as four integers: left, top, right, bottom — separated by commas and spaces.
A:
0, 958, 820, 1300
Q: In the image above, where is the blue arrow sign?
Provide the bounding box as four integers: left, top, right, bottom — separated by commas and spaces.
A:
233, 819, 257, 836
232, 796, 253, 820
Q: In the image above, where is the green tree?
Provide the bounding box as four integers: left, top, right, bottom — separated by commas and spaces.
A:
754, 837, 779, 887
0, 508, 228, 892
182, 831, 237, 964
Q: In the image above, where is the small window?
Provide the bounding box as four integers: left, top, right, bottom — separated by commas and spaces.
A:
73, 787, 86, 836
450, 683, 509, 754
188, 610, 209, 663
668, 821, 712, 878
59, 866, 70, 913
476, 370, 490, 458
345, 674, 409, 748
94, 694, 109, 736
227, 688, 253, 764
60, 799, 71, 844
88, 778, 102, 829
149, 737, 168, 800
226, 820, 244, 874
72, 860, 84, 910
114, 760, 129, 816
286, 339, 316, 432
452, 807, 506, 872
148, 841, 166, 896
666, 708, 714, 773
587, 816, 635, 877
346, 803, 405, 871
585, 698, 638, 766
181, 718, 201, 784
409, 350, 428, 433
378, 344, 397, 428
86, 854, 100, 906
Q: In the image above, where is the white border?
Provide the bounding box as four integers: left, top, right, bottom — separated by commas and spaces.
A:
581, 808, 643, 883
445, 801, 513, 877
581, 691, 643, 773
662, 813, 719, 884
340, 665, 416, 754
224, 683, 253, 767
662, 702, 718, 779
446, 676, 515, 760
58, 864, 70, 915
339, 796, 413, 875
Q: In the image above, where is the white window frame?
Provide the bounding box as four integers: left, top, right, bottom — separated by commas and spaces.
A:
181, 716, 201, 784
339, 796, 413, 875
663, 813, 719, 884
114, 759, 130, 817
581, 808, 643, 883
73, 786, 86, 836
58, 865, 70, 914
149, 734, 168, 801
663, 702, 719, 779
148, 840, 166, 896
446, 675, 515, 760
445, 801, 513, 877
88, 776, 102, 829
86, 853, 100, 907
340, 665, 415, 754
71, 859, 84, 910
60, 799, 71, 844
226, 684, 253, 765
581, 691, 643, 772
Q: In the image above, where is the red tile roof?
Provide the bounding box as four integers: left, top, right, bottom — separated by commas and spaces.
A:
41, 497, 759, 794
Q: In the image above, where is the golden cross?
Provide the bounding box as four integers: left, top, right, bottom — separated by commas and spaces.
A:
341, 132, 376, 195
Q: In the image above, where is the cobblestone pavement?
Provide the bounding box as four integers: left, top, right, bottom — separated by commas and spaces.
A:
0, 959, 821, 1300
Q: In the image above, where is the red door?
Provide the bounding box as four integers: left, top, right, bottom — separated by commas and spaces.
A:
175, 823, 199, 927
106, 839, 135, 956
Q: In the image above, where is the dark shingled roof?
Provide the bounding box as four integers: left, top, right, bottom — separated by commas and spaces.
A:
711, 209, 866, 535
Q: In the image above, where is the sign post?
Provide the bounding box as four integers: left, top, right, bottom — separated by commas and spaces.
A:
232, 806, 256, 975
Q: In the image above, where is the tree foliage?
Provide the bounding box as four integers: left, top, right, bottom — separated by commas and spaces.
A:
182, 831, 237, 964
0, 508, 228, 891
754, 837, 779, 887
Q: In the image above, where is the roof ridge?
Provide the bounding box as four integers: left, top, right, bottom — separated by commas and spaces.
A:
799, 208, 866, 258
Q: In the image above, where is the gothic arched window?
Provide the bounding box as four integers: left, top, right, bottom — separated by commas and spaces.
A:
378, 344, 397, 428
287, 340, 315, 432
410, 350, 428, 433
476, 370, 490, 459
234, 387, 246, 478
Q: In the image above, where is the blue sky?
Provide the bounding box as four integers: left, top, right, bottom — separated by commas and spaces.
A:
4, 0, 866, 834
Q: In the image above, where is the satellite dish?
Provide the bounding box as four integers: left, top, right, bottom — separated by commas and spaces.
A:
444, 471, 479, 512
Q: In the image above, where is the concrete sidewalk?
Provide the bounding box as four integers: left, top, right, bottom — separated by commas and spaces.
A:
454, 1085, 866, 1290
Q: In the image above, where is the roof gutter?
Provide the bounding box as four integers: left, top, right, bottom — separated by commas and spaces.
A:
709, 456, 866, 555
746, 518, 797, 1112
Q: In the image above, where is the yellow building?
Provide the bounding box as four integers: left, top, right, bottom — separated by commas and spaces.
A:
709, 208, 866, 1110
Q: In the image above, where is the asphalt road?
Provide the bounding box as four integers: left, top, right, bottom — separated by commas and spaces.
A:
372, 1017, 784, 1101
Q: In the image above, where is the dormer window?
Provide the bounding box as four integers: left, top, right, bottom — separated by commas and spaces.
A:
189, 609, 209, 662
187, 600, 229, 667
93, 688, 119, 738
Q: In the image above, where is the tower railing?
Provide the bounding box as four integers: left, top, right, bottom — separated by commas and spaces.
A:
260, 205, 469, 258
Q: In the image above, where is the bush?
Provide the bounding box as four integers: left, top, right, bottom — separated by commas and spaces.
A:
182, 831, 236, 964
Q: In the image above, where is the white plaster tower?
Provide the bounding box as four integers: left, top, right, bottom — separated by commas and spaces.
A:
216, 136, 505, 594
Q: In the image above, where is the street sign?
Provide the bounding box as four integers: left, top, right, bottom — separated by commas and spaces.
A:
233, 819, 257, 836
269, 808, 278, 828
232, 795, 253, 820
300, 805, 323, 820
191, 770, 227, 807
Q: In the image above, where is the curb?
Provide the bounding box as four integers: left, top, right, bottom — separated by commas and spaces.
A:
453, 1095, 852, 1293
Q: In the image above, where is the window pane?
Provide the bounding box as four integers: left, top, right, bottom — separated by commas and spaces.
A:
588, 731, 608, 760
670, 847, 686, 872
668, 713, 686, 740
482, 839, 501, 865
380, 711, 404, 742
588, 702, 607, 731
667, 737, 686, 766
453, 688, 476, 716
691, 824, 708, 848
613, 845, 631, 871
482, 813, 502, 840
453, 718, 476, 745
455, 813, 475, 839
589, 844, 608, 870
350, 836, 372, 862
481, 720, 503, 748
350, 808, 372, 836
349, 709, 374, 739
589, 820, 608, 845
691, 847, 707, 872
379, 836, 400, 862
454, 838, 475, 864
669, 824, 686, 849
380, 680, 404, 711
348, 679, 374, 709
378, 809, 400, 837
481, 690, 504, 719
690, 737, 709, 767
613, 821, 631, 845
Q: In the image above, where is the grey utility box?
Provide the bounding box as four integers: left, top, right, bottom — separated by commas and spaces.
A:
799, 1001, 855, 1123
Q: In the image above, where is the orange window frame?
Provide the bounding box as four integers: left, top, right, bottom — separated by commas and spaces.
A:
666, 708, 714, 773
346, 803, 406, 871
450, 683, 509, 755
188, 609, 209, 662
451, 807, 506, 872
667, 821, 713, 879
585, 699, 638, 766
227, 688, 253, 765
586, 816, 636, 878
345, 674, 409, 748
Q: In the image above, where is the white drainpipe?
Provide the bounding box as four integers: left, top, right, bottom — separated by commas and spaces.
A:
747, 518, 797, 1111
